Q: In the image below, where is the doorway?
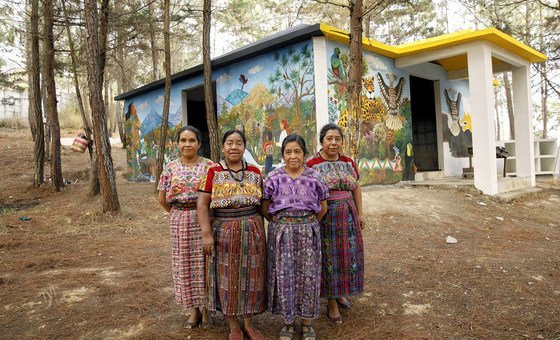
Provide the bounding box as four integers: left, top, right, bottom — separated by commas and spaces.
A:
410, 76, 439, 171
182, 83, 217, 159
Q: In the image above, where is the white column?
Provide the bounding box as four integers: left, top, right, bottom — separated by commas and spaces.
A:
512, 65, 536, 186
467, 42, 498, 195
312, 36, 328, 152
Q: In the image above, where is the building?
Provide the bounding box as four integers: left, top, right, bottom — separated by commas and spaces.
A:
114, 23, 547, 194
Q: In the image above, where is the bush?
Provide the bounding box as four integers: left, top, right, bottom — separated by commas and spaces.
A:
59, 101, 84, 129
0, 117, 27, 129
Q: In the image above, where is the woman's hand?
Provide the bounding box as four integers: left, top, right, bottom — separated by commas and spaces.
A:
202, 233, 214, 256
357, 214, 365, 229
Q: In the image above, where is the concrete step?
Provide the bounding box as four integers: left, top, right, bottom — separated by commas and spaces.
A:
415, 171, 444, 182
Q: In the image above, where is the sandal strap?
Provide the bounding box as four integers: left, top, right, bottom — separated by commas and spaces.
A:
302, 325, 316, 340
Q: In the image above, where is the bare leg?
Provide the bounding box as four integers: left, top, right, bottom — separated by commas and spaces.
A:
187, 307, 200, 323
201, 307, 210, 323
228, 317, 242, 333
327, 298, 341, 319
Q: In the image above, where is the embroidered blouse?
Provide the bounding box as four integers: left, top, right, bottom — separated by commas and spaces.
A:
306, 152, 359, 191
263, 167, 329, 215
199, 162, 263, 209
157, 157, 215, 204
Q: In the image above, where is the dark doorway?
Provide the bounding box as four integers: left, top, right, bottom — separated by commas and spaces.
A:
182, 83, 217, 159
410, 76, 439, 171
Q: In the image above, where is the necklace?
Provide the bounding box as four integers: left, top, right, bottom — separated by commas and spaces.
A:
224, 159, 245, 187
320, 150, 338, 161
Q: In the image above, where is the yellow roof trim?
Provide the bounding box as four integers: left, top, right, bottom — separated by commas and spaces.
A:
319, 24, 547, 64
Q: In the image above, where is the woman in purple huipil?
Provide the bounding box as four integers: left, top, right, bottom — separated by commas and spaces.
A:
261, 134, 329, 340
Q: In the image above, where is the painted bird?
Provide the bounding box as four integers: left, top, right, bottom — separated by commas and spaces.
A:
331, 47, 346, 93
444, 88, 462, 136
239, 74, 248, 91
378, 72, 406, 131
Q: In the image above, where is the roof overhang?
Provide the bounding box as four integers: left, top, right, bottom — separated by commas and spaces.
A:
115, 23, 547, 101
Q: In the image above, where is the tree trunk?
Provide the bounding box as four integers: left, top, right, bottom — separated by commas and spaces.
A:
541, 63, 548, 139
25, 0, 37, 141
502, 72, 515, 140
43, 0, 63, 191
61, 0, 94, 162
148, 1, 159, 81
84, 0, 120, 212
346, 0, 363, 161
494, 83, 501, 141
31, 0, 44, 187
116, 27, 127, 148
116, 78, 125, 146
203, 0, 219, 162
42, 76, 51, 162
539, 4, 547, 139
155, 0, 171, 190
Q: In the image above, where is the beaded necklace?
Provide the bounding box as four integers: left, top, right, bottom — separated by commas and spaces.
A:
224, 159, 245, 187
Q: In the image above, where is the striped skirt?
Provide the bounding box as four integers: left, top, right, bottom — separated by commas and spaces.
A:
267, 211, 322, 323
320, 196, 364, 298
169, 204, 206, 308
207, 206, 267, 317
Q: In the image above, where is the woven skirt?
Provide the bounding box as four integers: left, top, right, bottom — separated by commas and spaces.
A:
267, 211, 322, 323
320, 197, 364, 298
169, 204, 206, 308
207, 206, 267, 317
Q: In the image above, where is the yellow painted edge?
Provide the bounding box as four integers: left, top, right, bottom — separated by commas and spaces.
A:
319, 24, 547, 63
319, 23, 400, 59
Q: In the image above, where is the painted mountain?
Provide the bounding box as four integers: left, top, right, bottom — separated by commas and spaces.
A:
141, 109, 173, 135
169, 107, 182, 127
243, 83, 275, 109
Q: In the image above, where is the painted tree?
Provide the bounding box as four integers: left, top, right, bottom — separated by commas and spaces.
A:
269, 44, 315, 128
84, 0, 120, 212
203, 0, 220, 162
155, 0, 171, 189
43, 0, 64, 191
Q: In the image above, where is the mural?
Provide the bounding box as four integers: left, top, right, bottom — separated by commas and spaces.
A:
327, 42, 414, 185
441, 87, 472, 157
124, 91, 183, 181
217, 41, 316, 173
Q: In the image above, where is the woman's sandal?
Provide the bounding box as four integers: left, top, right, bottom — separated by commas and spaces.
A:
184, 314, 201, 329
228, 329, 244, 340
199, 317, 213, 330
301, 324, 317, 340
279, 324, 295, 340
336, 297, 352, 310
327, 304, 343, 324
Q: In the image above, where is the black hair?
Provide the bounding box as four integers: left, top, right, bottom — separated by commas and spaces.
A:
267, 130, 273, 140
281, 133, 307, 155
319, 123, 344, 144
176, 125, 202, 143
222, 129, 246, 146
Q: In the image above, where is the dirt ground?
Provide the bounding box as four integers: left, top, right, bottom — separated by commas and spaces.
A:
1, 127, 559, 340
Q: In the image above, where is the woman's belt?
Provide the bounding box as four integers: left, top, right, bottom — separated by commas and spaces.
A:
213, 206, 259, 218
328, 190, 352, 200
172, 202, 197, 210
